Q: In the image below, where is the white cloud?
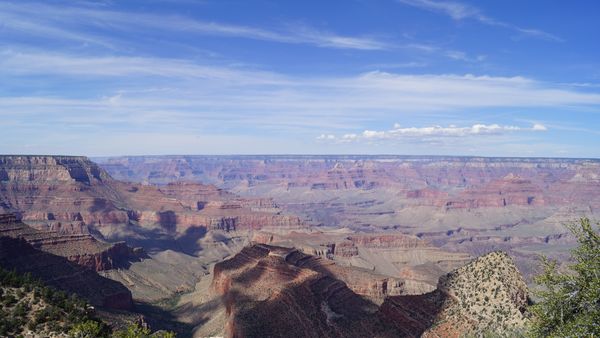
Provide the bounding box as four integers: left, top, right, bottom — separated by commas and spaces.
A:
397, 0, 563, 42
2, 51, 600, 134
321, 123, 548, 142
397, 0, 479, 20
317, 134, 336, 140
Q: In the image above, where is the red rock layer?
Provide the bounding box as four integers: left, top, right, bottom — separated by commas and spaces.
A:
0, 212, 133, 271
0, 156, 305, 234
97, 155, 600, 210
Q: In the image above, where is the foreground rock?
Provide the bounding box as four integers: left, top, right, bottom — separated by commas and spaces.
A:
200, 244, 528, 338
432, 251, 529, 335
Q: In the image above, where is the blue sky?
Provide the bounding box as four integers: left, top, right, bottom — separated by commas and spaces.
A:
1, 0, 600, 157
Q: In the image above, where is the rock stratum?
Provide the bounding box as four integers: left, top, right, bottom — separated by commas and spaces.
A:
0, 212, 133, 271
95, 155, 600, 281
0, 155, 304, 255
95, 155, 600, 218
0, 154, 589, 336
0, 155, 303, 232
202, 244, 528, 338
0, 212, 134, 309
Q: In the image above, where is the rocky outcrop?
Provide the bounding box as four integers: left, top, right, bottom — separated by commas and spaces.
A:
0, 236, 133, 310
422, 251, 529, 336
251, 230, 472, 295
284, 247, 404, 301
213, 244, 404, 303
0, 155, 128, 226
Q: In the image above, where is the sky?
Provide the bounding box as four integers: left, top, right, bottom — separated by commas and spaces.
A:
1, 0, 600, 157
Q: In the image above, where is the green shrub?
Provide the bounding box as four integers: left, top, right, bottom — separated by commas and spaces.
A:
528, 218, 600, 337
68, 320, 108, 338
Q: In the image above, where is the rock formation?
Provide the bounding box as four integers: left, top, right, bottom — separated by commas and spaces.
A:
0, 236, 133, 310
94, 155, 600, 283
0, 212, 134, 271
207, 244, 529, 338
0, 155, 305, 240
252, 231, 471, 294
210, 244, 403, 337
430, 251, 529, 335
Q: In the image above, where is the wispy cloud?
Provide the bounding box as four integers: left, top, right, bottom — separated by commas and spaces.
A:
0, 1, 492, 63
1, 49, 598, 155
0, 50, 287, 84
3, 50, 600, 108
2, 49, 600, 135
0, 2, 389, 50
320, 123, 548, 143
444, 50, 486, 62
397, 0, 563, 42
365, 62, 428, 69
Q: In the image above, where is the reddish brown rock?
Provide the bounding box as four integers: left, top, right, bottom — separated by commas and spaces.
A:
210, 244, 528, 338
96, 155, 600, 211
0, 212, 131, 271
0, 236, 133, 310
0, 155, 306, 236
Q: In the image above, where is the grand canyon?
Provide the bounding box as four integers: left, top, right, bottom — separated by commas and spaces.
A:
4, 1, 600, 336
1, 154, 597, 337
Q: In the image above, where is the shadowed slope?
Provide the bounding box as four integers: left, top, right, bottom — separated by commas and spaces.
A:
0, 236, 133, 310
206, 244, 529, 338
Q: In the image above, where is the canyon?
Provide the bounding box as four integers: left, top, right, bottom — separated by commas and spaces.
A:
97, 155, 600, 279
1, 154, 598, 336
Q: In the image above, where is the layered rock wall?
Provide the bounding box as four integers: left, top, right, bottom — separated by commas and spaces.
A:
0, 236, 133, 310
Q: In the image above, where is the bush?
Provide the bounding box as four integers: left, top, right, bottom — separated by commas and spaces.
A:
68, 320, 108, 338
112, 323, 152, 338
112, 323, 176, 338
529, 218, 600, 337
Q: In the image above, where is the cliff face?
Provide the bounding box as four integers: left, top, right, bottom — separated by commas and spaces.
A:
96, 155, 600, 192
0, 155, 128, 226
0, 236, 133, 310
251, 231, 471, 294
209, 244, 529, 338
0, 212, 135, 271
0, 155, 305, 236
94, 155, 600, 232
